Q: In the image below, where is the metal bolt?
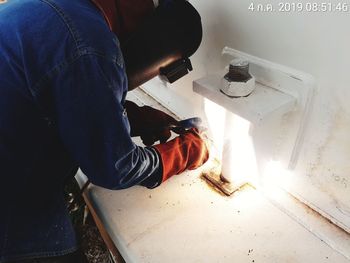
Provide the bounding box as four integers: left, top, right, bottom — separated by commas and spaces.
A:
225, 59, 251, 82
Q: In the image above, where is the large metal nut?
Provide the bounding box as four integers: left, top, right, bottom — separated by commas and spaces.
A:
220, 76, 255, 98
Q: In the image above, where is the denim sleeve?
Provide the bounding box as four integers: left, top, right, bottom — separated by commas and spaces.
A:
50, 53, 162, 189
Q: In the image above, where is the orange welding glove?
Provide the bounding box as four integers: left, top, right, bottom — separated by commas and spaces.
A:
125, 100, 179, 146
153, 129, 209, 182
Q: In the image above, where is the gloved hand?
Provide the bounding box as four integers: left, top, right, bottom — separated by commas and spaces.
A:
125, 100, 179, 146
153, 128, 209, 182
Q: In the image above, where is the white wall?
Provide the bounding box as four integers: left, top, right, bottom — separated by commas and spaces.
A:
144, 0, 350, 231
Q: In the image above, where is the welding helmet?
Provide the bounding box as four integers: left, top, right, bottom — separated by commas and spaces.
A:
120, 0, 203, 90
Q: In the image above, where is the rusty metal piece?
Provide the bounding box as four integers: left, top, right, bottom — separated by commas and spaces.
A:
201, 170, 239, 196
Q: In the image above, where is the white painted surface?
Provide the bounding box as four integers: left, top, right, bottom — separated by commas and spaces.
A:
85, 172, 350, 263
77, 89, 350, 263
141, 0, 350, 231
193, 74, 296, 124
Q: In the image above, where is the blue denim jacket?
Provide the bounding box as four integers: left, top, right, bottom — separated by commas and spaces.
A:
0, 0, 161, 261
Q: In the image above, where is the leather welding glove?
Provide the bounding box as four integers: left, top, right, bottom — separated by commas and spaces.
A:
125, 100, 179, 146
153, 128, 209, 182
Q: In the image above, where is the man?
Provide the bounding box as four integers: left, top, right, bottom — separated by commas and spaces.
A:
0, 0, 209, 262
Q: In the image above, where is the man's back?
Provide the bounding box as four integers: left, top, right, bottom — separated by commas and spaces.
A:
0, 0, 121, 260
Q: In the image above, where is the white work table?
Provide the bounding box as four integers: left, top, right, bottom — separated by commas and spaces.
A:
78, 167, 349, 263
